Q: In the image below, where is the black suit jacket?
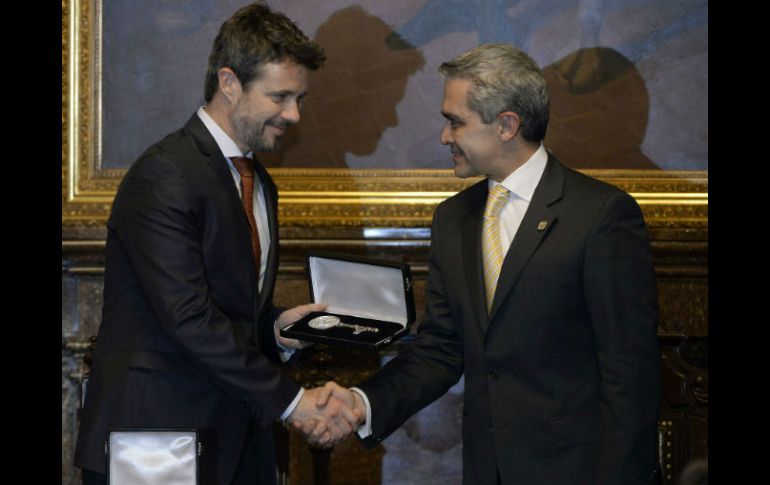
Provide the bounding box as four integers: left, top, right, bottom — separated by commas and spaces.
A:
74, 114, 300, 485
359, 155, 662, 485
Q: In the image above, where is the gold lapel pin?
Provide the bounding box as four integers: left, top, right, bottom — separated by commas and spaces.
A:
537, 221, 548, 231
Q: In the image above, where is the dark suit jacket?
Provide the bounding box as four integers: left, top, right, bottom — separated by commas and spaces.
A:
74, 114, 300, 485
359, 155, 662, 485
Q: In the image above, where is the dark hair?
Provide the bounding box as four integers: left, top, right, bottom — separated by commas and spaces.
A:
204, 2, 325, 102
439, 43, 549, 142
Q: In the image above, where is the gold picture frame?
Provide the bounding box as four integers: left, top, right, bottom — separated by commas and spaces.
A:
62, 0, 707, 231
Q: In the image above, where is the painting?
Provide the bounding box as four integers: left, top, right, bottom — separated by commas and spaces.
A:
63, 0, 708, 227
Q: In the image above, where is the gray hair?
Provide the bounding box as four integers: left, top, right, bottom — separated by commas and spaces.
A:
439, 43, 549, 142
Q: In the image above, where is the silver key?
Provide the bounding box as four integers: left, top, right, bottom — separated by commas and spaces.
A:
337, 322, 379, 335
309, 315, 379, 334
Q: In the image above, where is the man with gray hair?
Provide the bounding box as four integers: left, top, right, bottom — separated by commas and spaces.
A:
317, 43, 662, 484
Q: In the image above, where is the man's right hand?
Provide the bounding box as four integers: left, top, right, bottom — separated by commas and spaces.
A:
288, 382, 364, 448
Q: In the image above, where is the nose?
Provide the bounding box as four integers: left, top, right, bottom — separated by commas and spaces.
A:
440, 123, 453, 145
283, 100, 301, 124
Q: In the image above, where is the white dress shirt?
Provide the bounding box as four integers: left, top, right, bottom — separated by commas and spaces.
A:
352, 143, 549, 438
491, 143, 549, 254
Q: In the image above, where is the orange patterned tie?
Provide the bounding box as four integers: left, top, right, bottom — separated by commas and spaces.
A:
231, 157, 261, 271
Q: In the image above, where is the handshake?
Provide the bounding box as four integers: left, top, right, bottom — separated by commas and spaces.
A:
286, 382, 365, 448
277, 304, 365, 447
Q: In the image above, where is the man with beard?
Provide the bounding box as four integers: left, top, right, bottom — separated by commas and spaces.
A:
318, 43, 662, 484
74, 4, 360, 484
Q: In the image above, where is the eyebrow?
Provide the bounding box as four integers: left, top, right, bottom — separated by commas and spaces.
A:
442, 111, 463, 123
266, 89, 306, 98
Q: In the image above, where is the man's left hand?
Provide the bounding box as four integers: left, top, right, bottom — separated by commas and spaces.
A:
275, 303, 327, 349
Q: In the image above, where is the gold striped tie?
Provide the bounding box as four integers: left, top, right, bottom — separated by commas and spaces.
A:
482, 184, 510, 313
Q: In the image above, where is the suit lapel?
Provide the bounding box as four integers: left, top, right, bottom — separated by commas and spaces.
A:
253, 159, 279, 316
183, 115, 259, 292
183, 115, 243, 208
489, 155, 564, 320
460, 182, 490, 333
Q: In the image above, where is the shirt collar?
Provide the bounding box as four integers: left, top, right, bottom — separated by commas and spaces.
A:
196, 106, 254, 160
489, 143, 548, 202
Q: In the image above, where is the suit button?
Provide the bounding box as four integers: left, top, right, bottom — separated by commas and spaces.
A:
488, 371, 498, 381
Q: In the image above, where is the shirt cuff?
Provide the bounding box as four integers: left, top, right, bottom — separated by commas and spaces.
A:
274, 319, 297, 363
350, 387, 372, 438
280, 387, 304, 422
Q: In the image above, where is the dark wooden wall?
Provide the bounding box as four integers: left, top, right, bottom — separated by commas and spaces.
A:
62, 194, 707, 485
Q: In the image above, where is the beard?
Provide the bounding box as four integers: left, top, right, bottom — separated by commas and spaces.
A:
231, 105, 285, 153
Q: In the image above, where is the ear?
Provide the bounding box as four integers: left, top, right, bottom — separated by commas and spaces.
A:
217, 67, 242, 103
497, 111, 521, 142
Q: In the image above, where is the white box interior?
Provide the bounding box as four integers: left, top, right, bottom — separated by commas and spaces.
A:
309, 256, 408, 327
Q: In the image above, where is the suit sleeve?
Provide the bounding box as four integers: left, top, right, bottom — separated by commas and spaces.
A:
583, 191, 662, 484
110, 154, 299, 427
259, 304, 289, 364
358, 204, 464, 447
